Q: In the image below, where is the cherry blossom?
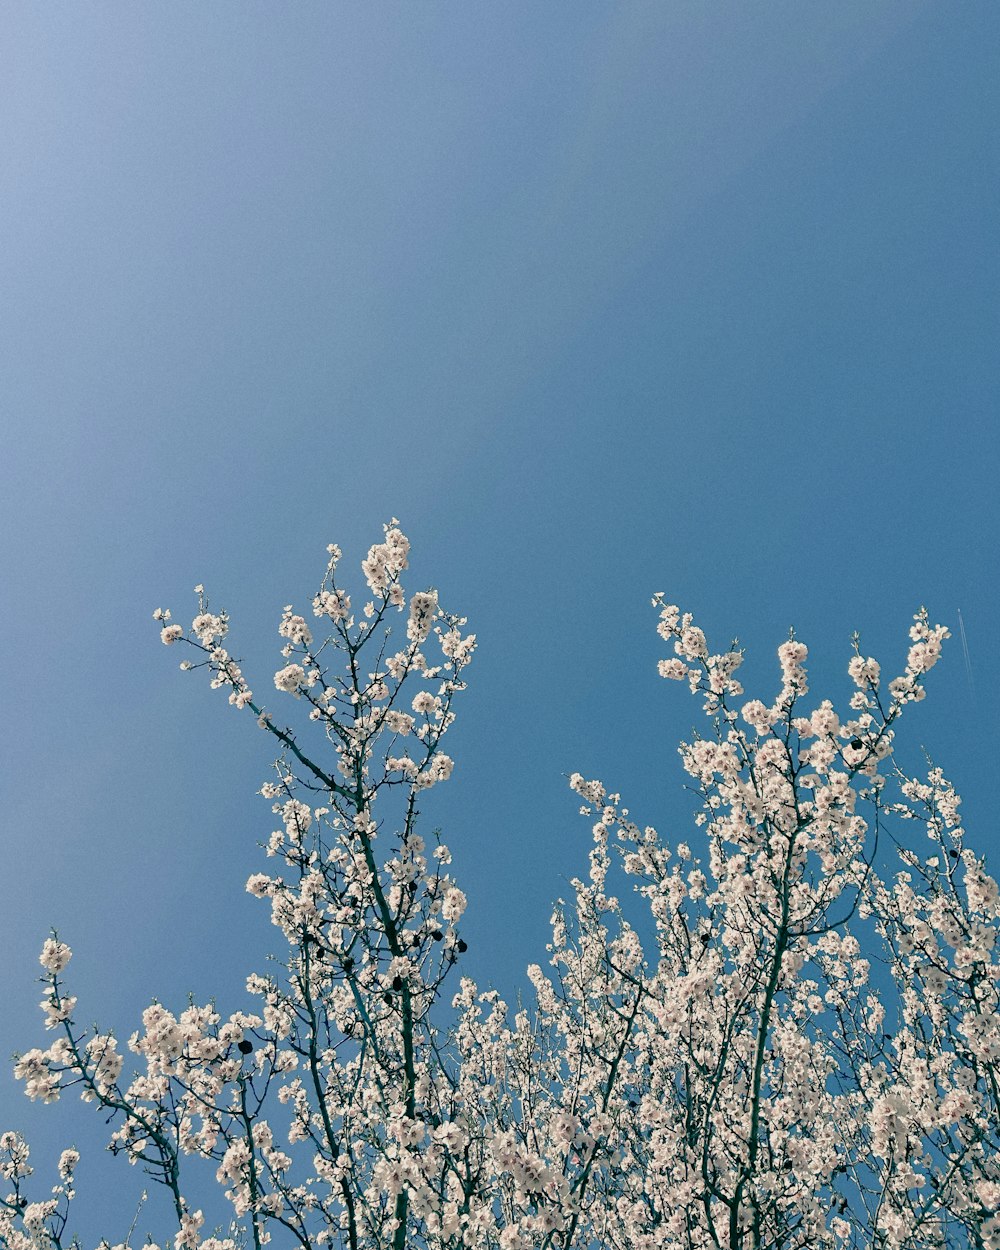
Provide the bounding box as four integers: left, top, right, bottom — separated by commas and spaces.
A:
4, 527, 996, 1250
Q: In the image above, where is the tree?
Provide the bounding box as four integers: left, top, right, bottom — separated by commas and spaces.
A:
3, 523, 998, 1250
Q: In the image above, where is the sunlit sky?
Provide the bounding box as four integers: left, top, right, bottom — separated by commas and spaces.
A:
2, 2, 999, 1237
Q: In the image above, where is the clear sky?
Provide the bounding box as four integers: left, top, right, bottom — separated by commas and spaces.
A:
2, 2, 999, 1238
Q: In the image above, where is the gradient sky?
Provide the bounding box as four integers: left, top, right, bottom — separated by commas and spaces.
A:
2, 2, 999, 1239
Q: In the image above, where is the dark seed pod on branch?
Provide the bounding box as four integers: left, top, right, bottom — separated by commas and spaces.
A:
238, 1039, 253, 1055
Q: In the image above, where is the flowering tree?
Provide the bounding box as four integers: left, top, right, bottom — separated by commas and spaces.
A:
3, 524, 998, 1250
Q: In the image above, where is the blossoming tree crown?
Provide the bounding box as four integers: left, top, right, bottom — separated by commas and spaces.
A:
4, 523, 998, 1250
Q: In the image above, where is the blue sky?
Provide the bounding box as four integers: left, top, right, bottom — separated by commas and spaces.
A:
2, 2, 999, 1238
